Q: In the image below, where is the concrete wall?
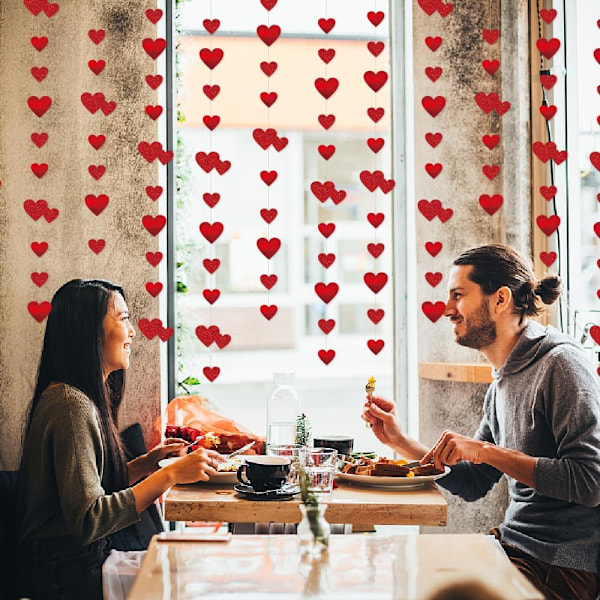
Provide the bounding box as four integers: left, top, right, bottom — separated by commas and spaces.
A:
0, 0, 164, 469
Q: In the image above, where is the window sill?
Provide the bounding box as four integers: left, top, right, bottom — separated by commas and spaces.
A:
418, 362, 493, 384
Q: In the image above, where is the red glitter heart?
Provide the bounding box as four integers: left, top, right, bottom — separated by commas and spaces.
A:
81, 92, 104, 114
367, 243, 384, 258
199, 221, 224, 243
145, 105, 163, 120
31, 163, 48, 178
367, 41, 384, 57
146, 252, 163, 267
146, 282, 163, 297
145, 186, 163, 200
482, 29, 499, 44
203, 289, 220, 304
88, 165, 106, 180
88, 239, 106, 254
318, 223, 335, 238
31, 36, 48, 51
422, 301, 446, 322
28, 95, 51, 117
367, 339, 384, 355
200, 47, 224, 69
88, 60, 105, 75
318, 18, 335, 33
315, 77, 339, 99
536, 214, 560, 236
31, 272, 48, 287
425, 132, 442, 148
146, 8, 163, 24
479, 194, 503, 215
195, 325, 220, 347
539, 104, 557, 120
539, 186, 557, 200
425, 242, 442, 257
540, 74, 557, 90
42, 2, 59, 17
532, 141, 556, 163
367, 308, 384, 324
88, 134, 105, 150
318, 319, 335, 334
364, 70, 388, 92
261, 0, 277, 10
203, 259, 220, 274
203, 19, 220, 34
425, 163, 442, 178
539, 251, 557, 267
85, 194, 109, 215
260, 274, 277, 289
146, 75, 163, 90
201, 115, 220, 131
318, 144, 336, 159
140, 318, 172, 341
101, 100, 117, 116
318, 253, 336, 268
482, 134, 499, 149
425, 66, 442, 82
417, 0, 436, 15
438, 207, 453, 223
314, 282, 339, 303
553, 149, 567, 165
24, 199, 47, 221
367, 212, 384, 228
142, 214, 167, 236
28, 301, 51, 322
260, 61, 278, 76
202, 193, 220, 208
88, 29, 105, 45
482, 165, 500, 180
31, 132, 48, 148
31, 241, 49, 257
260, 91, 278, 107
31, 66, 48, 82
595, 49, 600, 65
318, 349, 335, 365
475, 92, 495, 114
421, 95, 445, 117
482, 59, 499, 75
425, 272, 442, 287
24, 0, 44, 16
367, 11, 385, 26
260, 208, 278, 223
536, 38, 560, 59
425, 36, 442, 51
590, 326, 600, 345
260, 305, 278, 320
418, 199, 440, 221
367, 107, 384, 122
260, 171, 278, 185
195, 151, 231, 174
367, 138, 384, 153
143, 38, 166, 60
257, 237, 281, 259
257, 24, 281, 46
318, 48, 335, 63
364, 272, 388, 294
437, 2, 453, 17
590, 152, 600, 171
203, 367, 220, 382
539, 8, 557, 24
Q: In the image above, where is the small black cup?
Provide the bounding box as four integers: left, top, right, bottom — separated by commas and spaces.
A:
313, 435, 354, 456
237, 456, 291, 491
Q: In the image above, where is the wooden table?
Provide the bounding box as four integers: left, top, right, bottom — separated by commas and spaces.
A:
128, 533, 543, 599
163, 481, 448, 527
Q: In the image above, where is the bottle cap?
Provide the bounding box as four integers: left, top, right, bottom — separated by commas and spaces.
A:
273, 371, 295, 385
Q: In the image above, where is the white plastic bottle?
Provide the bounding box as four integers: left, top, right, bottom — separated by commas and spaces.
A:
267, 371, 300, 448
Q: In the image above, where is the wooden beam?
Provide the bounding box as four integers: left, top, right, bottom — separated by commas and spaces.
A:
419, 362, 493, 383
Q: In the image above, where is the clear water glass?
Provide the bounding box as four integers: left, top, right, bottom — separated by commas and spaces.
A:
267, 444, 303, 485
299, 447, 338, 496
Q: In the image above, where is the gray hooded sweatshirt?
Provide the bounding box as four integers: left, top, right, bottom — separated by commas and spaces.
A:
439, 320, 600, 574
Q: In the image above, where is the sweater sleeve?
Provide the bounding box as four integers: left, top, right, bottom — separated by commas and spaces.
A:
534, 349, 600, 507
51, 389, 139, 544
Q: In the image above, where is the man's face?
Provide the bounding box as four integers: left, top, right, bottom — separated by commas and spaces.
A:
444, 265, 497, 350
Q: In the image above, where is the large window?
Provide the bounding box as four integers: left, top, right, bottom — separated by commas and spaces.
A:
174, 0, 401, 453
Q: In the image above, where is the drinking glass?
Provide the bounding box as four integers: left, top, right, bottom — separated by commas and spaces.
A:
267, 444, 303, 485
299, 447, 338, 496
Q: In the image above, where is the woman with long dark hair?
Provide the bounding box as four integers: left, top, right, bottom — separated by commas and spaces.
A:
16, 279, 222, 599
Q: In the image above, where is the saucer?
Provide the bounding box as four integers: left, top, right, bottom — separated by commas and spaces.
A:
234, 483, 300, 500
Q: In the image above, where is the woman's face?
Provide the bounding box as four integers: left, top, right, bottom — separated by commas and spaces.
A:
102, 292, 135, 378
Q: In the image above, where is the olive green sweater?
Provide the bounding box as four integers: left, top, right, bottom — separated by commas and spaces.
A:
17, 384, 139, 545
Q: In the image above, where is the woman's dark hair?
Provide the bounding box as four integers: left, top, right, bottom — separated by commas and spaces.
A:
28, 279, 128, 492
454, 244, 562, 323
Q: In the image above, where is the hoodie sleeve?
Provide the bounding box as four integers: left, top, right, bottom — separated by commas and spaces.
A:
534, 347, 600, 507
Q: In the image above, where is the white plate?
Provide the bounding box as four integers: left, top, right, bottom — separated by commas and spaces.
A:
158, 456, 240, 484
335, 466, 450, 489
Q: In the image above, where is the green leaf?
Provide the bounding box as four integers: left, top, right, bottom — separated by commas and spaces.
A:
181, 376, 200, 386
177, 281, 188, 293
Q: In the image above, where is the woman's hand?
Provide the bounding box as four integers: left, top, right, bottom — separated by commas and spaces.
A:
166, 447, 224, 484
361, 395, 405, 449
144, 437, 187, 471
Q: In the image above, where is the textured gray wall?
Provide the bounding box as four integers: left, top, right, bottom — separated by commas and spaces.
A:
0, 0, 163, 469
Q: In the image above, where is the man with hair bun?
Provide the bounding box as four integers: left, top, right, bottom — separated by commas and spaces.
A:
363, 244, 600, 600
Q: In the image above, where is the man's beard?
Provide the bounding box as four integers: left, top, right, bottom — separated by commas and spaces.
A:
455, 300, 497, 349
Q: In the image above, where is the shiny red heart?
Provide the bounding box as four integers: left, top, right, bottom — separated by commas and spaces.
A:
425, 132, 442, 148
260, 208, 278, 223
539, 105, 556, 120
318, 349, 335, 365
482, 29, 499, 44
203, 19, 220, 34
536, 215, 560, 236
143, 215, 167, 236
257, 237, 281, 259
540, 74, 557, 90
367, 243, 384, 258
145, 186, 163, 201
425, 242, 442, 258
31, 241, 49, 257
260, 171, 278, 186
425, 36, 442, 51
595, 49, 600, 65
203, 289, 220, 304
314, 282, 339, 303
317, 114, 335, 130
425, 272, 442, 287
367, 138, 384, 153
589, 326, 600, 345
31, 163, 48, 178
202, 115, 220, 130
482, 59, 499, 75
318, 48, 335, 64
88, 60, 105, 75
367, 107, 384, 122
479, 194, 503, 216
85, 194, 109, 215
318, 223, 335, 238
595, 223, 600, 239
367, 41, 384, 57
261, 0, 277, 10
27, 301, 51, 322
539, 8, 557, 24
318, 319, 335, 334
318, 18, 335, 33
256, 24, 281, 46
425, 66, 442, 82
482, 134, 499, 150
31, 36, 49, 51
88, 239, 106, 254
28, 95, 51, 117
536, 38, 560, 59
367, 11, 384, 26
421, 95, 445, 117
146, 252, 163, 267
318, 145, 336, 160
364, 272, 388, 294
422, 301, 446, 322
202, 193, 220, 208
532, 141, 556, 163
145, 8, 163, 23
203, 84, 220, 99
199, 221, 224, 243
146, 74, 163, 90
146, 282, 163, 297
260, 92, 278, 107
367, 339, 384, 355
88, 165, 106, 180
260, 274, 277, 289
590, 152, 600, 171
315, 77, 339, 99
260, 305, 278, 320
318, 253, 336, 268
364, 71, 388, 92
539, 251, 557, 267
199, 47, 224, 69
145, 105, 163, 120
367, 212, 384, 228
31, 272, 48, 287
88, 29, 105, 45
143, 38, 167, 60
482, 165, 500, 180
425, 163, 442, 178
31, 66, 48, 82
88, 134, 105, 150
203, 367, 220, 382
367, 308, 384, 324
539, 186, 557, 200
31, 132, 48, 148
203, 259, 220, 274
260, 61, 278, 76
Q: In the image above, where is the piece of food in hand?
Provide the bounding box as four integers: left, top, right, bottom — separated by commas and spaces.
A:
216, 456, 243, 473
365, 375, 376, 400
410, 463, 445, 477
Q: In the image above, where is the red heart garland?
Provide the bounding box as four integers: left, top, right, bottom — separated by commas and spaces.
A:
260, 274, 277, 289
199, 221, 224, 243
367, 212, 384, 228
203, 85, 220, 99
31, 272, 48, 287
367, 11, 384, 26
422, 301, 446, 322
315, 77, 339, 99
146, 74, 163, 90
203, 289, 221, 304
199, 47, 224, 69
367, 41, 384, 57
318, 48, 335, 64
482, 59, 500, 75
318, 319, 335, 334
146, 282, 163, 297
482, 29, 499, 44
88, 165, 106, 180
539, 186, 557, 200
364, 272, 388, 294
425, 66, 442, 82
425, 272, 442, 287
318, 145, 336, 160
202, 193, 220, 208
260, 61, 278, 76
256, 24, 281, 46
27, 95, 51, 117
367, 339, 384, 355
425, 241, 442, 256
31, 163, 48, 178
88, 239, 106, 254
85, 194, 109, 215
146, 252, 163, 267
27, 301, 51, 322
425, 163, 442, 178
202, 115, 220, 130
421, 95, 445, 117
145, 186, 163, 201
145, 8, 163, 23
536, 38, 560, 60
88, 60, 105, 75
88, 30, 105, 45
260, 171, 278, 185
260, 208, 278, 224
367, 308, 384, 324
367, 243, 384, 258
142, 38, 167, 60
31, 241, 49, 257
539, 105, 557, 120
318, 253, 336, 268
318, 18, 335, 33
425, 132, 442, 147
31, 132, 48, 148
482, 165, 500, 180
31, 36, 49, 51
203, 258, 221, 274
540, 74, 557, 90
539, 251, 557, 267
88, 134, 105, 150
195, 151, 231, 174
142, 215, 167, 236
536, 215, 561, 236
318, 222, 335, 238
482, 134, 499, 150
203, 367, 220, 382
145, 105, 163, 120
318, 349, 335, 365
367, 107, 384, 122
31, 66, 48, 82
539, 8, 557, 24
257, 237, 281, 259
364, 70, 388, 92
425, 36, 442, 51
203, 19, 220, 34
314, 282, 339, 303
479, 194, 503, 216
260, 305, 278, 320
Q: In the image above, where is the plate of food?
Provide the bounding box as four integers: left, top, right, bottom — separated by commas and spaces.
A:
158, 455, 243, 484
336, 457, 449, 489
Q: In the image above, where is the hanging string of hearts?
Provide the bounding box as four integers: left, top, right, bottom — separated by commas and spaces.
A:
255, 0, 282, 325
361, 6, 390, 359
25, 0, 60, 323
137, 7, 172, 345
418, 0, 453, 325
533, 7, 564, 267
590, 20, 600, 308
